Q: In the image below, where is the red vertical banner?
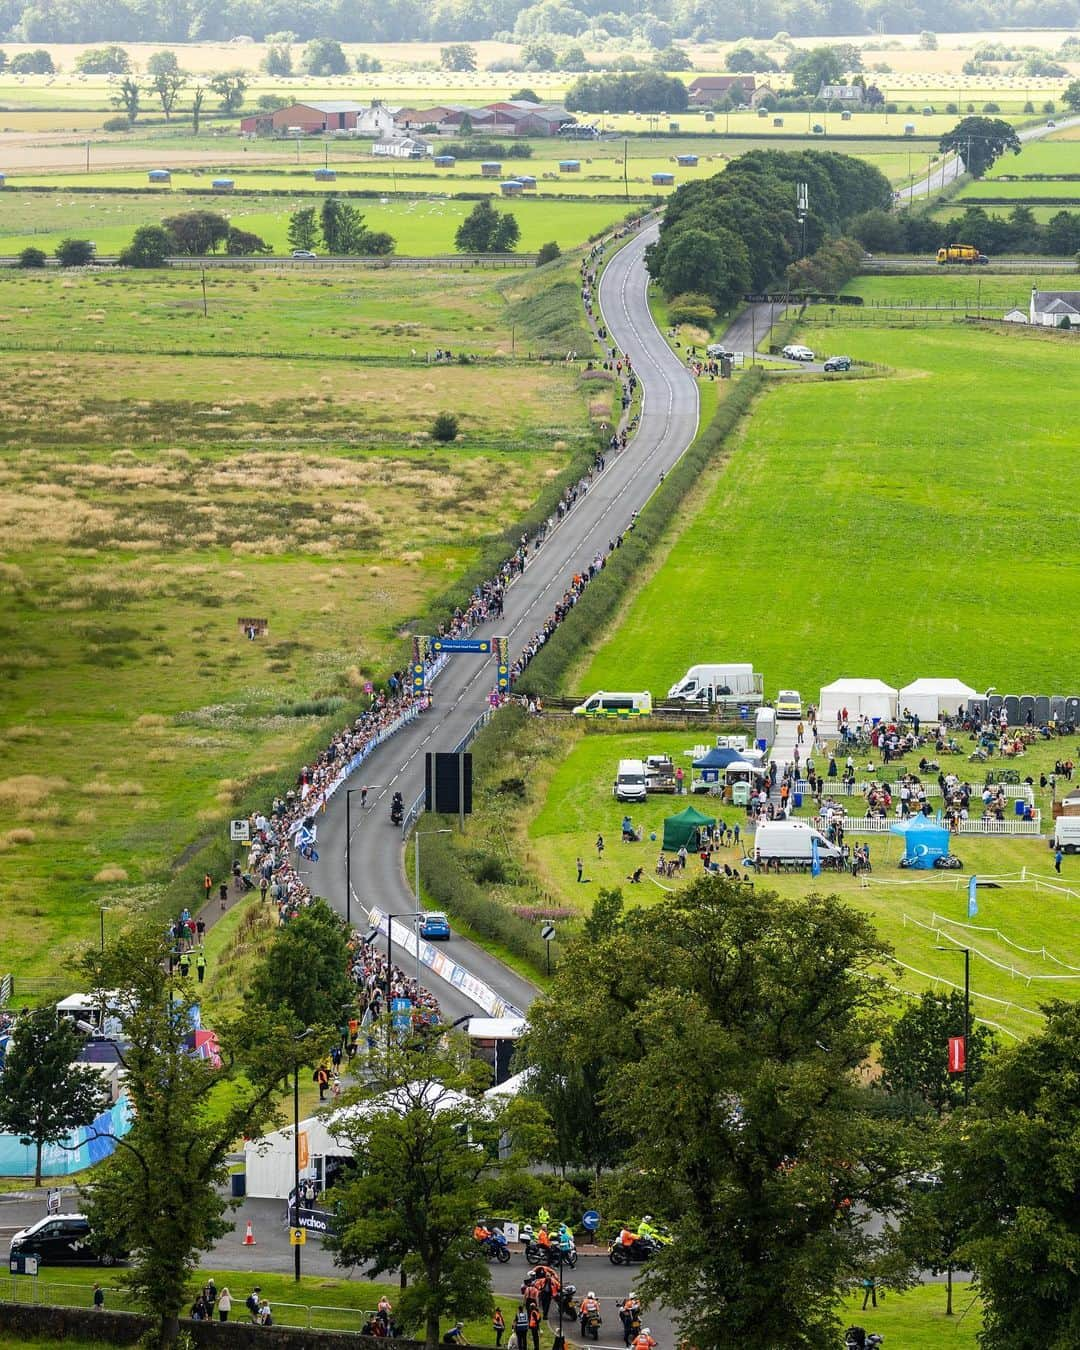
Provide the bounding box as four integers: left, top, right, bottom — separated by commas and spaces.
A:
948, 1036, 966, 1074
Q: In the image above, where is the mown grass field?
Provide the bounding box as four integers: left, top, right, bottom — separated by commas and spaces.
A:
0, 192, 626, 256
577, 299, 1079, 699
985, 137, 1080, 177
518, 724, 1077, 1041
0, 261, 604, 989
960, 178, 1080, 201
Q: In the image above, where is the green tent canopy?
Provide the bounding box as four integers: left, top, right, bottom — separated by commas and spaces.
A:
662, 805, 716, 852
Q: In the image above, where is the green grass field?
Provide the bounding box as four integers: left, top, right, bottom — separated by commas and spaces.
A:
0, 262, 602, 987
985, 138, 1080, 178
3, 1264, 525, 1342
0, 191, 626, 256
959, 178, 1080, 201
577, 305, 1078, 698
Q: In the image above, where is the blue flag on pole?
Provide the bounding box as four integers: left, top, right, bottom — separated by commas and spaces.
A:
968, 874, 978, 918
811, 833, 821, 878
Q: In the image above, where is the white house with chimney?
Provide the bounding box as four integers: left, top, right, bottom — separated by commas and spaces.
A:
1030, 286, 1080, 327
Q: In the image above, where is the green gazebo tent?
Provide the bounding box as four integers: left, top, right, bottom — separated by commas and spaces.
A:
662, 805, 716, 852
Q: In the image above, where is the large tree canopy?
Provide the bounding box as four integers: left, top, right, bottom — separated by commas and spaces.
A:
523, 878, 917, 1350
647, 148, 890, 310
950, 1000, 1080, 1350
939, 115, 1022, 178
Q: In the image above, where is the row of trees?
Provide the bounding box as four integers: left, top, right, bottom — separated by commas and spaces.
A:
287, 199, 395, 255
107, 62, 245, 130
646, 147, 892, 310
852, 203, 1080, 258
7, 0, 1080, 44
565, 70, 690, 113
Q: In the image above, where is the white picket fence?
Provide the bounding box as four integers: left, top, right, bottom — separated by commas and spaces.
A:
833, 813, 1042, 837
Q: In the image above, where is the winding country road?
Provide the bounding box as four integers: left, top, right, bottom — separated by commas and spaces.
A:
305, 224, 701, 1019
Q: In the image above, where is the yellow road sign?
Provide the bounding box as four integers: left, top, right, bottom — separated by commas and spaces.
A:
289, 1227, 307, 1246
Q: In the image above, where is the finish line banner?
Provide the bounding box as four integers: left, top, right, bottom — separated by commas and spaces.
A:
367, 907, 523, 1019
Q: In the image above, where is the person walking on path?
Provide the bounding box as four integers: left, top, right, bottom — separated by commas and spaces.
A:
217, 1288, 232, 1323
596, 834, 605, 860
203, 873, 213, 905
492, 1308, 505, 1347
195, 947, 207, 983
219, 880, 228, 912
1055, 846, 1064, 874
797, 721, 804, 744
577, 857, 584, 882
93, 1284, 104, 1310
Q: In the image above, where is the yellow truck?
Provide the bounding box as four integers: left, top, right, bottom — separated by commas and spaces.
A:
936, 243, 989, 265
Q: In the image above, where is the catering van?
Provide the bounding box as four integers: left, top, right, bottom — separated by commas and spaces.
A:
613, 759, 648, 803
572, 691, 652, 718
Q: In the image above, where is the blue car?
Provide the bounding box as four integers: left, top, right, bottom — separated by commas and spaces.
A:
419, 911, 451, 940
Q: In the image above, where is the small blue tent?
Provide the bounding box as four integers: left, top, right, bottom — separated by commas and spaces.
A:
890, 813, 951, 869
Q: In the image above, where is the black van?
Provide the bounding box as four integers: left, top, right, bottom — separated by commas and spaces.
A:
9, 1213, 124, 1266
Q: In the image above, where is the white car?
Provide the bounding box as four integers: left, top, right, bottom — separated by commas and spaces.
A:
290, 249, 317, 260
782, 344, 815, 362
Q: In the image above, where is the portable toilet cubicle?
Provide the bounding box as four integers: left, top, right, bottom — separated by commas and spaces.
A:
652, 171, 674, 186
500, 179, 523, 196
676, 153, 698, 166
480, 161, 501, 177
212, 178, 235, 192
433, 155, 456, 168
147, 169, 171, 184
559, 159, 581, 172
755, 706, 776, 751
314, 167, 336, 181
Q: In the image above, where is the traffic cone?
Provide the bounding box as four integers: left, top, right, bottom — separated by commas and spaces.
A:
242, 1220, 257, 1246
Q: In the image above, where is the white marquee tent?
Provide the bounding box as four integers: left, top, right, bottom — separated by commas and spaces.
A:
819, 678, 898, 723
244, 1082, 472, 1199
898, 678, 977, 723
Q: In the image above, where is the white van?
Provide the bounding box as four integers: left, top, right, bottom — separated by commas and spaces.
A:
572, 691, 652, 718
613, 758, 648, 803
667, 664, 763, 705
753, 820, 841, 865
1052, 818, 1080, 854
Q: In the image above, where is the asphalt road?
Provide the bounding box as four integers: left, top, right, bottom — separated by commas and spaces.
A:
305, 224, 701, 1019
895, 112, 1080, 205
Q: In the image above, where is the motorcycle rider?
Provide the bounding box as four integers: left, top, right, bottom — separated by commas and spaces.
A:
579, 1291, 601, 1336
619, 1294, 642, 1347
473, 1222, 491, 1244
633, 1328, 657, 1350
637, 1217, 658, 1242
556, 1221, 574, 1255
618, 1224, 638, 1255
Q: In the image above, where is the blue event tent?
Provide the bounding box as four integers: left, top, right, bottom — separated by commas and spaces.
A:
889, 813, 951, 869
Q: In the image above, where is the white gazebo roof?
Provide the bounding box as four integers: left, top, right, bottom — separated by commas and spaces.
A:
820, 678, 898, 695
898, 678, 977, 699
